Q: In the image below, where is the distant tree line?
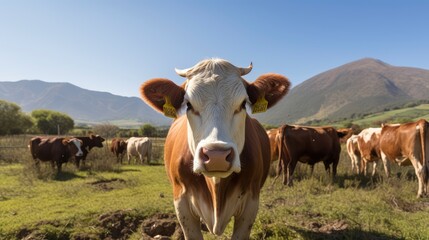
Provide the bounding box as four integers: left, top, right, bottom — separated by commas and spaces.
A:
0, 100, 168, 137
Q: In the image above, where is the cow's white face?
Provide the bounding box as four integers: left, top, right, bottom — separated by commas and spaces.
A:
69, 138, 84, 157
183, 63, 248, 178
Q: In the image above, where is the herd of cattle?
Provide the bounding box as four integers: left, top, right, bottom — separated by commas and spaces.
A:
266, 119, 429, 198
28, 135, 153, 171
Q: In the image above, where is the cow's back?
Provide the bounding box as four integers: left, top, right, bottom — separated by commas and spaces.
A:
285, 126, 338, 163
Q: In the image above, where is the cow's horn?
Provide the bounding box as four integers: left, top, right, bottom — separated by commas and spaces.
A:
175, 67, 191, 77
239, 62, 253, 76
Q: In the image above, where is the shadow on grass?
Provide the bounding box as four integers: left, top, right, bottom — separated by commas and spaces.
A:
54, 171, 85, 181
289, 226, 404, 240
334, 173, 383, 190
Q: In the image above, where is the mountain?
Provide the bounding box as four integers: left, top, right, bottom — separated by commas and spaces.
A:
0, 80, 172, 126
2, 58, 429, 127
255, 58, 429, 125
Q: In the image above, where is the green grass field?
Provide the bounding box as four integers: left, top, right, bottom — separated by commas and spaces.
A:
1, 136, 429, 239
352, 104, 429, 126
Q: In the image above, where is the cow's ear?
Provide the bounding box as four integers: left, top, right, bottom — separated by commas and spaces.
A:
246, 73, 290, 113
140, 78, 186, 118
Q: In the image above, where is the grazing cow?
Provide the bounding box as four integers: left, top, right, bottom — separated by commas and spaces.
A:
346, 134, 361, 174
74, 134, 105, 167
379, 119, 429, 198
126, 137, 152, 164
275, 125, 344, 186
140, 58, 290, 239
110, 138, 127, 164
29, 137, 83, 173
267, 128, 281, 163
356, 128, 382, 176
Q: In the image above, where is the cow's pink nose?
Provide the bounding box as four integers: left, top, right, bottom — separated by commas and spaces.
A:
200, 147, 233, 172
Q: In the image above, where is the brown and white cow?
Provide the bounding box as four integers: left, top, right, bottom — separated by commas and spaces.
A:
74, 134, 105, 167
379, 119, 429, 198
346, 134, 361, 174
110, 138, 127, 164
267, 127, 281, 163
29, 137, 83, 173
126, 137, 152, 164
140, 58, 290, 239
275, 125, 344, 186
356, 128, 382, 176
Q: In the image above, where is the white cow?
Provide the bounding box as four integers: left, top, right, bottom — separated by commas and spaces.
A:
126, 137, 152, 164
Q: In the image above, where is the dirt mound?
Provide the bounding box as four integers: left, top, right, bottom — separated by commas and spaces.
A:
308, 219, 349, 234
140, 213, 183, 240
88, 178, 126, 191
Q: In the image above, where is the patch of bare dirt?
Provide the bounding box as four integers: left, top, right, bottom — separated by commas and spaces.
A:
140, 213, 183, 240
307, 219, 349, 234
88, 178, 126, 191
97, 209, 144, 239
387, 196, 429, 212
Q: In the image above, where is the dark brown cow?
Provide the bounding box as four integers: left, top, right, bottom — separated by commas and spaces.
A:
140, 58, 290, 239
275, 125, 344, 186
110, 138, 127, 164
379, 119, 429, 197
29, 137, 83, 173
74, 134, 105, 167
267, 128, 280, 163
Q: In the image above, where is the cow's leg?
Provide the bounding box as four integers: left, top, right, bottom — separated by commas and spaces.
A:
355, 154, 361, 174
174, 196, 203, 239
409, 156, 425, 198
362, 160, 368, 176
127, 153, 131, 165
56, 161, 62, 173
232, 198, 259, 240
380, 152, 391, 178
287, 159, 297, 186
34, 159, 41, 172
371, 161, 377, 176
272, 156, 283, 186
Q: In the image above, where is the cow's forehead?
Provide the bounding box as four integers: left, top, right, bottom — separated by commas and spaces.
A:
185, 73, 247, 106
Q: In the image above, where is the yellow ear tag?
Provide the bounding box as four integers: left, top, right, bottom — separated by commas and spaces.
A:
163, 96, 177, 118
252, 94, 268, 114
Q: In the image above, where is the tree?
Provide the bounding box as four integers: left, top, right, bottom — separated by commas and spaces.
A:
0, 100, 34, 135
139, 124, 157, 137
92, 123, 119, 138
31, 109, 74, 134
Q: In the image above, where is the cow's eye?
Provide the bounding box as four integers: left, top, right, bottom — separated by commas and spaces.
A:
241, 100, 247, 110
235, 100, 247, 114
187, 102, 193, 111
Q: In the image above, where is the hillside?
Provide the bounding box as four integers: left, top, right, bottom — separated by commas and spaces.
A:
0, 80, 171, 126
255, 58, 429, 125
2, 58, 429, 127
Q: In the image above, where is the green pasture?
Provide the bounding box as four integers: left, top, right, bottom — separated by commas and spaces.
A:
353, 104, 429, 126
1, 135, 429, 239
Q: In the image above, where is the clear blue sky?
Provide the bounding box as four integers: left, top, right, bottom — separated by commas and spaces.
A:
1, 1, 428, 97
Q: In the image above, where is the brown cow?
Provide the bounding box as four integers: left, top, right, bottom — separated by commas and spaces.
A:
110, 138, 127, 164
140, 58, 290, 239
74, 134, 105, 167
267, 128, 280, 163
275, 125, 344, 186
356, 128, 382, 176
29, 137, 83, 173
379, 119, 429, 198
